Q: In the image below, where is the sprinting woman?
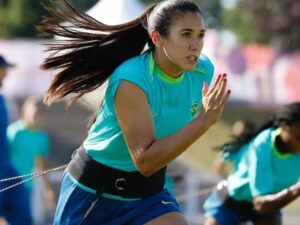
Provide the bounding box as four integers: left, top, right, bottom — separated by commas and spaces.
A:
38, 0, 230, 224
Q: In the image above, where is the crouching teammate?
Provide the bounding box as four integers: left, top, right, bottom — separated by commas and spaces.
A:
204, 102, 300, 225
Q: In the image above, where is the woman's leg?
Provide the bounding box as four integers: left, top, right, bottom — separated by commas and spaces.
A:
54, 172, 96, 225
204, 216, 221, 225
128, 189, 186, 225
144, 212, 190, 225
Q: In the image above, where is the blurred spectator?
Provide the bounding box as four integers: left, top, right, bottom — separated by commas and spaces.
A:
231, 120, 255, 138
212, 120, 255, 178
0, 54, 32, 225
7, 97, 55, 225
164, 162, 176, 196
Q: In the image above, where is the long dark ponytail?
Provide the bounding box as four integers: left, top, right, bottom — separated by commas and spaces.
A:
220, 102, 300, 156
38, 0, 202, 105
37, 0, 156, 105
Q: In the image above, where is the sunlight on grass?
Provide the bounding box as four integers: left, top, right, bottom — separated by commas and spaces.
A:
179, 120, 232, 171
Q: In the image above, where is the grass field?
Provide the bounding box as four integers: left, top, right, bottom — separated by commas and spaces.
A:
181, 104, 300, 211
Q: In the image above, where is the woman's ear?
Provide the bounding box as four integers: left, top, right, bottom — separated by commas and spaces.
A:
150, 30, 162, 48
281, 123, 290, 132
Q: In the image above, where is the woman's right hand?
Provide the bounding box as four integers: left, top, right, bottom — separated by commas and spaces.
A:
198, 73, 230, 128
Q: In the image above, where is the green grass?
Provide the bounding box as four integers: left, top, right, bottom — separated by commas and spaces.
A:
182, 120, 232, 170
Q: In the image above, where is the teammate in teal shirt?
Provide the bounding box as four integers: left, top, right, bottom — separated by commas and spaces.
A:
38, 1, 230, 224
7, 120, 49, 187
204, 102, 300, 225
7, 98, 55, 224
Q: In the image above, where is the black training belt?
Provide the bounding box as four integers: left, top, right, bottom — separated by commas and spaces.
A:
67, 147, 166, 224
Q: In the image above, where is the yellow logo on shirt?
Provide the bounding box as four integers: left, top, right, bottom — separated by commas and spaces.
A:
191, 101, 198, 117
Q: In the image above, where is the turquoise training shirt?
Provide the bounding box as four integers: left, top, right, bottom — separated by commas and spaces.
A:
227, 128, 300, 203
83, 51, 214, 171
7, 120, 50, 188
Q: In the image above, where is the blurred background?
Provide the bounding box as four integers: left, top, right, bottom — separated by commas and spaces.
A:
0, 0, 299, 224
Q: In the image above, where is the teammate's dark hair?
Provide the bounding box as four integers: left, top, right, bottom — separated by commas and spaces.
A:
220, 102, 300, 155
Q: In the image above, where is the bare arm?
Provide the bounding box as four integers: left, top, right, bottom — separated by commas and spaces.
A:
253, 180, 300, 214
35, 156, 51, 188
115, 74, 230, 177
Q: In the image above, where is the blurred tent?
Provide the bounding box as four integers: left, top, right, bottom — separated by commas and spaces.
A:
226, 47, 247, 75
86, 0, 145, 25
273, 51, 300, 103
240, 44, 278, 104
284, 51, 300, 101
0, 40, 52, 99
242, 44, 277, 75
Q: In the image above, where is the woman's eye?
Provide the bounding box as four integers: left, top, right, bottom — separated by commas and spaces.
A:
182, 32, 191, 38
197, 33, 205, 39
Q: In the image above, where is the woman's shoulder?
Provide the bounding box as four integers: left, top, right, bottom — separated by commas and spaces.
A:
114, 52, 150, 75
251, 128, 274, 151
107, 52, 152, 95
254, 128, 273, 142
195, 54, 214, 75
187, 54, 214, 83
109, 53, 151, 85
7, 120, 25, 131
7, 120, 25, 139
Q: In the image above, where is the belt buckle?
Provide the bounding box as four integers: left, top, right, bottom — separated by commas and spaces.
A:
115, 177, 126, 190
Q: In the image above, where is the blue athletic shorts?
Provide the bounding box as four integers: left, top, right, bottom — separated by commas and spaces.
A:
54, 171, 183, 225
203, 191, 281, 225
0, 166, 32, 225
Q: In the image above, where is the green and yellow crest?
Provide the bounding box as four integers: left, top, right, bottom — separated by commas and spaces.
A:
191, 101, 198, 117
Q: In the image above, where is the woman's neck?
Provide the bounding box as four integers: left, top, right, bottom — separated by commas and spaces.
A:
275, 135, 292, 154
152, 49, 183, 78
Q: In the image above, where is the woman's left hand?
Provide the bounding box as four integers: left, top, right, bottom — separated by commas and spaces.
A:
198, 73, 230, 128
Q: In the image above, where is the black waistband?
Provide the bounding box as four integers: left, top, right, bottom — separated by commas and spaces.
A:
67, 147, 166, 198
216, 181, 256, 217
216, 181, 282, 220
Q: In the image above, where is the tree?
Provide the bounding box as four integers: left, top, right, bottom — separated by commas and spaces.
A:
0, 0, 98, 38
223, 0, 300, 51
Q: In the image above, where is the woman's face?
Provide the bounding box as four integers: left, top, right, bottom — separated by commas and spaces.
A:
23, 104, 40, 128
157, 12, 205, 76
281, 122, 300, 153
